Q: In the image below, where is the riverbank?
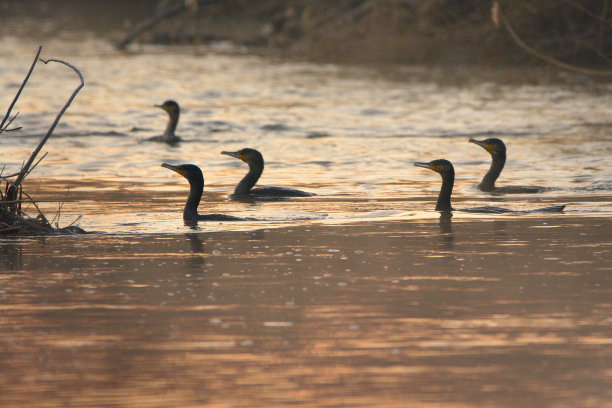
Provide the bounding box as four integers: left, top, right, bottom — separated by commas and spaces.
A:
2, 0, 611, 70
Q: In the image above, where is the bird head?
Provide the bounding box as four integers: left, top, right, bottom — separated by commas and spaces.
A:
469, 138, 506, 156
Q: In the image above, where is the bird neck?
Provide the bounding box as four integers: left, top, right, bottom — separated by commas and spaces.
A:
234, 161, 263, 196
183, 177, 203, 221
436, 169, 454, 212
480, 151, 505, 191
164, 112, 179, 138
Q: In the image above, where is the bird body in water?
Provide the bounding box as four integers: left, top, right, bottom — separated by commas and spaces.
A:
469, 138, 545, 193
414, 159, 565, 213
150, 100, 182, 144
221, 148, 314, 199
161, 163, 245, 222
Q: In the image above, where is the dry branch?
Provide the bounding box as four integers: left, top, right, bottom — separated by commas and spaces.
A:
562, 0, 612, 25
2, 112, 22, 133
493, 1, 612, 77
116, 0, 220, 49
0, 46, 41, 134
13, 58, 84, 188
1, 48, 85, 235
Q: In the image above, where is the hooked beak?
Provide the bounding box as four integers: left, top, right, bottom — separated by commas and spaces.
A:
221, 150, 241, 160
414, 161, 434, 170
414, 161, 441, 173
161, 163, 181, 174
469, 138, 492, 152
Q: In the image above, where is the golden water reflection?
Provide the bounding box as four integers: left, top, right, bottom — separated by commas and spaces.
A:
1, 37, 611, 407
1, 217, 611, 407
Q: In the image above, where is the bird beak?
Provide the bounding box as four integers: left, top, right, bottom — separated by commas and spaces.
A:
155, 104, 168, 112
469, 138, 492, 152
161, 163, 181, 174
414, 161, 439, 173
221, 150, 242, 161
414, 161, 433, 170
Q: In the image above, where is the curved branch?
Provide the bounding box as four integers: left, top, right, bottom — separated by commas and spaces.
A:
116, 0, 221, 50
13, 58, 84, 188
494, 1, 612, 77
562, 0, 612, 25
116, 2, 186, 50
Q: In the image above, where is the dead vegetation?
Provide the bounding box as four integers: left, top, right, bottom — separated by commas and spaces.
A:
0, 47, 85, 235
117, 0, 612, 73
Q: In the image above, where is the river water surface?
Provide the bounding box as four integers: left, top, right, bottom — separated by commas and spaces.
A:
1, 38, 611, 407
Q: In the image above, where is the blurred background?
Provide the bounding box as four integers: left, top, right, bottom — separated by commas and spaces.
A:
2, 0, 611, 68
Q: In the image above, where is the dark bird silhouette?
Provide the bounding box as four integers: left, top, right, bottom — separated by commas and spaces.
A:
221, 148, 314, 199
161, 163, 246, 222
150, 100, 182, 144
414, 159, 564, 213
469, 138, 545, 193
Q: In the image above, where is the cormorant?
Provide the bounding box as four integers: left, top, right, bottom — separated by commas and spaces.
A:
221, 148, 313, 199
469, 138, 545, 193
414, 159, 564, 213
150, 100, 181, 144
161, 163, 245, 222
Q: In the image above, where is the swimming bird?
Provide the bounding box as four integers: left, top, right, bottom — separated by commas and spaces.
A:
414, 159, 564, 213
221, 148, 313, 199
469, 138, 545, 193
150, 100, 181, 144
161, 163, 245, 222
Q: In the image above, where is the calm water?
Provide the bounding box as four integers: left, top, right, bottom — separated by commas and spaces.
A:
1, 38, 612, 407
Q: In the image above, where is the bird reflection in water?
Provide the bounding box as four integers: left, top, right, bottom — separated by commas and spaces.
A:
438, 212, 454, 249
186, 233, 206, 269
492, 220, 508, 240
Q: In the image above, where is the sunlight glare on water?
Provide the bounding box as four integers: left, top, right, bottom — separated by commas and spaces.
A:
0, 37, 611, 233
1, 37, 612, 408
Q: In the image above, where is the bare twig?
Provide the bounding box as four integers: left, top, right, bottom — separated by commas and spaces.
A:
18, 182, 23, 214
21, 180, 41, 215
1, 112, 22, 133
51, 188, 71, 228
494, 1, 612, 77
13, 58, 84, 189
3, 152, 49, 180
116, 2, 186, 50
1, 185, 50, 225
1, 49, 85, 234
116, 0, 220, 50
582, 39, 612, 65
0, 46, 41, 132
65, 215, 82, 228
562, 0, 612, 25
26, 152, 48, 176
3, 126, 23, 132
